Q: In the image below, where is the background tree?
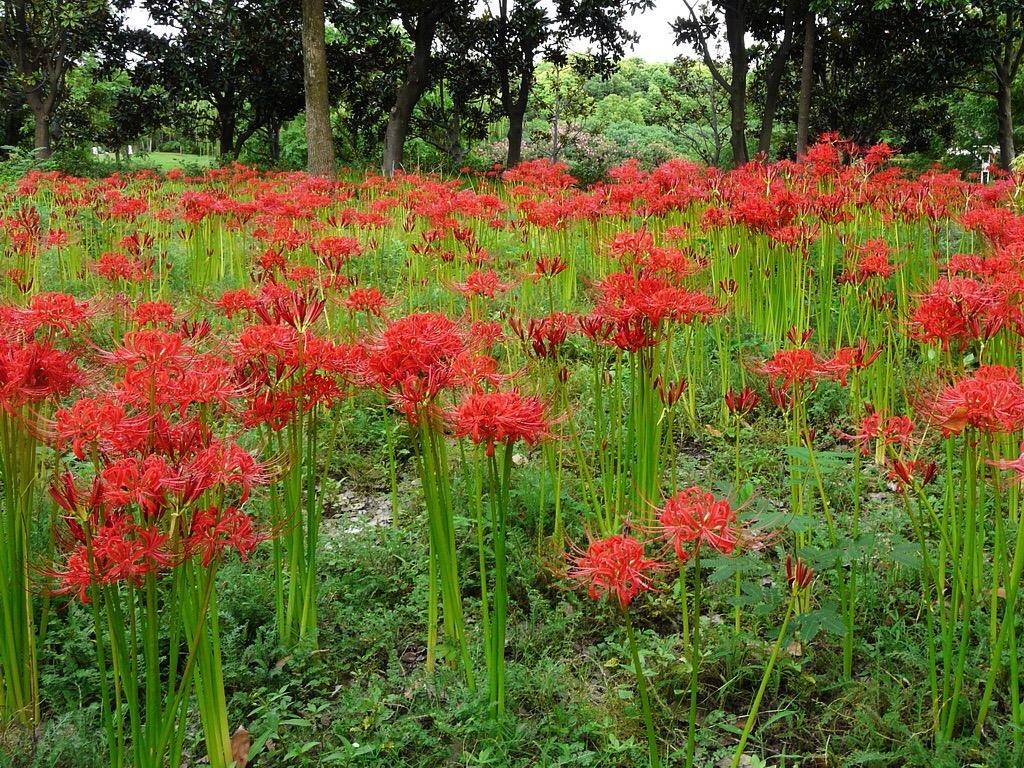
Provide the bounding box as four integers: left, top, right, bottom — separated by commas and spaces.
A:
409, 14, 497, 167
674, 0, 750, 165
0, 0, 130, 157
145, 0, 306, 159
805, 1, 987, 151
356, 0, 473, 176
1, 52, 26, 151
669, 57, 729, 165
481, 0, 547, 167
58, 54, 167, 160
748, 0, 798, 157
485, 0, 653, 167
970, 1, 1024, 168
302, 0, 335, 176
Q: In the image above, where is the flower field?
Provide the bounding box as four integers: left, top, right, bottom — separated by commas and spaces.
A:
2, 138, 1024, 767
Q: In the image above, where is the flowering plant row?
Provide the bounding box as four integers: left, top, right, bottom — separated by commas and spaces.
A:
1, 136, 1024, 764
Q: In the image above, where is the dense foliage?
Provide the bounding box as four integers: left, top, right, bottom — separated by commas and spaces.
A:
0, 140, 1024, 767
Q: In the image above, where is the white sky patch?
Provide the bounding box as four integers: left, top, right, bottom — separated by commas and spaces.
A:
624, 2, 688, 62
126, 0, 688, 61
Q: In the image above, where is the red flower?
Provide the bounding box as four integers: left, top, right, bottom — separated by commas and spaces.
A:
510, 312, 576, 359
0, 338, 83, 410
821, 341, 881, 384
839, 239, 896, 284
785, 556, 814, 590
988, 442, 1024, 481
725, 386, 759, 415
658, 487, 740, 561
453, 269, 509, 299
132, 300, 176, 327
450, 390, 551, 456
11, 292, 95, 335
907, 276, 1019, 349
343, 287, 389, 317
755, 348, 826, 391
534, 255, 568, 278
888, 459, 938, 487
101, 454, 182, 517
187, 505, 267, 566
930, 365, 1024, 435
568, 534, 664, 608
52, 395, 147, 460
843, 408, 915, 456
184, 439, 270, 501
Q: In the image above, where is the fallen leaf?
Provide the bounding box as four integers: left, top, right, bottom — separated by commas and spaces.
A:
231, 726, 252, 768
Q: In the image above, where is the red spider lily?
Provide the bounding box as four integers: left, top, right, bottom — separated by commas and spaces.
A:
653, 376, 687, 407
214, 288, 259, 319
839, 238, 897, 284
657, 487, 742, 561
130, 301, 175, 328
7, 292, 95, 335
591, 271, 722, 341
186, 505, 268, 566
930, 365, 1024, 435
183, 439, 272, 502
449, 390, 551, 456
93, 251, 151, 282
888, 458, 938, 487
0, 338, 83, 410
98, 328, 191, 372
50, 395, 149, 460
821, 341, 881, 384
785, 326, 814, 346
567, 533, 665, 608
468, 320, 505, 349
533, 255, 568, 278
363, 313, 470, 406
755, 348, 827, 391
988, 442, 1024, 482
510, 312, 576, 359
48, 471, 104, 520
100, 454, 183, 517
907, 276, 1021, 349
242, 388, 297, 431
785, 555, 814, 590
311, 235, 362, 266
233, 323, 300, 363
253, 285, 325, 330
725, 386, 759, 415
843, 408, 915, 457
453, 269, 510, 299
343, 286, 389, 317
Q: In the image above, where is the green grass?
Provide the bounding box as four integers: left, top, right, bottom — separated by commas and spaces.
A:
94, 151, 215, 171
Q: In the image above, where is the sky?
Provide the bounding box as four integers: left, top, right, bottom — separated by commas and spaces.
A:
624, 2, 684, 63
127, 1, 686, 63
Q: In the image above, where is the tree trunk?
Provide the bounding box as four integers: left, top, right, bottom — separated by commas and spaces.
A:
757, 0, 796, 157
268, 124, 281, 163
32, 111, 51, 159
218, 117, 235, 158
725, 1, 748, 166
24, 89, 52, 158
796, 10, 815, 158
506, 108, 525, 167
995, 61, 1016, 170
3, 104, 20, 149
505, 82, 530, 167
382, 13, 440, 176
302, 0, 335, 178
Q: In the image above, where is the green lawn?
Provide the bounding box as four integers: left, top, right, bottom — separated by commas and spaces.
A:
142, 151, 216, 170
95, 150, 215, 170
